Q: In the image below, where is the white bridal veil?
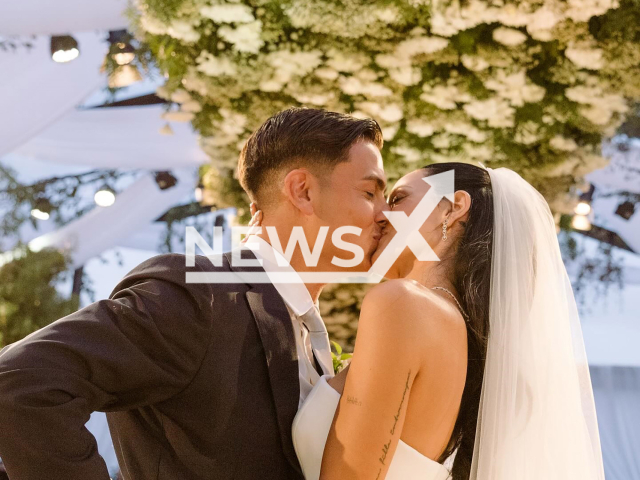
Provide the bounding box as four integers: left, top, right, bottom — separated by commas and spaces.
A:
469, 168, 605, 480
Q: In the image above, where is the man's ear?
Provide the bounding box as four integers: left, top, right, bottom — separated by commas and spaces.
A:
282, 168, 315, 216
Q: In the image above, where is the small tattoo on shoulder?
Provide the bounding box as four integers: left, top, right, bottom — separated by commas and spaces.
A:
346, 395, 362, 407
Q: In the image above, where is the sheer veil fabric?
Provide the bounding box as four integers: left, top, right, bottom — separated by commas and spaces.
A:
470, 167, 605, 479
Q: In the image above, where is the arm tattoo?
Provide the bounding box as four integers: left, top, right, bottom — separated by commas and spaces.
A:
378, 370, 412, 467
347, 395, 362, 407
390, 371, 411, 435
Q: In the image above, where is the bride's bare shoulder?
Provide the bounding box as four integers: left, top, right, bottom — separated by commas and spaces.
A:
360, 279, 467, 359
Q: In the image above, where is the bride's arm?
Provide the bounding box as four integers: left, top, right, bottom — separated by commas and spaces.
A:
327, 363, 349, 394
319, 280, 429, 480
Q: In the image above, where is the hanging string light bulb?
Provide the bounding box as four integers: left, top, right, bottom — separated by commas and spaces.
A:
94, 185, 116, 207
108, 30, 135, 65
571, 214, 592, 231
31, 197, 53, 220
50, 35, 79, 63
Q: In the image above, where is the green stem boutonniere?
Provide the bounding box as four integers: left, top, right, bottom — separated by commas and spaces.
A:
331, 340, 352, 374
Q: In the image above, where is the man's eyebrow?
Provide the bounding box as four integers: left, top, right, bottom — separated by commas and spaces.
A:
361, 174, 387, 192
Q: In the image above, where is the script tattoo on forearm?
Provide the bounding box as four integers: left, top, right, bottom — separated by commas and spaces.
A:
378, 370, 412, 468
347, 395, 363, 407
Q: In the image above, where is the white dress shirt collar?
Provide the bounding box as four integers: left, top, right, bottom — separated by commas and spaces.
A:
244, 235, 316, 316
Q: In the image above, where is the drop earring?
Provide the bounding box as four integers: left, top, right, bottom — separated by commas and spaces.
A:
442, 218, 448, 241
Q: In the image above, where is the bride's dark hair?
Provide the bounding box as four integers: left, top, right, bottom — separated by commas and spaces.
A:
421, 162, 493, 480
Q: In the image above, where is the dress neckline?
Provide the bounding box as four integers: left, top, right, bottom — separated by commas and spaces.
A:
397, 438, 447, 469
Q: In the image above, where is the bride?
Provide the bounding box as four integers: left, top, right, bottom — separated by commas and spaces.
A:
289, 162, 605, 480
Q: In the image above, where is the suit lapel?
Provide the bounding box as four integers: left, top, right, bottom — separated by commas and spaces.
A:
225, 252, 303, 475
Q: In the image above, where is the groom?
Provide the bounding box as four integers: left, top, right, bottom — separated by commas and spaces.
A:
0, 108, 388, 479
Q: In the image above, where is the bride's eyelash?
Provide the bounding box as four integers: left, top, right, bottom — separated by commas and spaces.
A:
389, 194, 405, 206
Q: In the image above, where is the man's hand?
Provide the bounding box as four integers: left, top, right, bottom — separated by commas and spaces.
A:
241, 202, 263, 244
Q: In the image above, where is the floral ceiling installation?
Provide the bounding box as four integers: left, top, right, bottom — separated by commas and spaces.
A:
131, 0, 640, 215
130, 0, 640, 216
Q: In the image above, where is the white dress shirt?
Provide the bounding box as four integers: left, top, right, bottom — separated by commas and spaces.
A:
244, 236, 334, 408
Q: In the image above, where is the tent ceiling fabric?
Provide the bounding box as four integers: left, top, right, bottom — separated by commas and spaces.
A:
0, 0, 127, 36
9, 105, 209, 169
28, 168, 197, 269
0, 32, 107, 157
588, 141, 640, 253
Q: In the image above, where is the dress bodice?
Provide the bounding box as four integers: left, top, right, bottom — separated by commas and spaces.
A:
292, 375, 451, 480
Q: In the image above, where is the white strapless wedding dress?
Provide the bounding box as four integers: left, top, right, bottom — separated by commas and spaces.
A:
292, 375, 451, 480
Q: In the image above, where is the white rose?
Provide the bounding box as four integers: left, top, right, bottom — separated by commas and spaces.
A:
443, 122, 488, 142
140, 13, 168, 35
218, 20, 264, 53
200, 4, 255, 23
374, 6, 399, 23
326, 50, 368, 73
293, 92, 334, 106
168, 19, 201, 43
527, 7, 560, 33
378, 104, 404, 123
362, 82, 393, 98
432, 134, 452, 149
461, 54, 490, 72
375, 53, 412, 69
170, 89, 192, 104
339, 76, 364, 95
355, 101, 382, 117
407, 119, 435, 137
550, 135, 578, 152
496, 3, 530, 27
314, 67, 339, 81
463, 143, 494, 160
396, 36, 449, 58
180, 100, 203, 113
388, 66, 422, 86
580, 105, 613, 125
464, 97, 515, 128
258, 79, 283, 92
530, 29, 554, 42
196, 52, 237, 77
492, 27, 528, 47
565, 47, 605, 70
392, 146, 423, 163
162, 111, 195, 123
381, 124, 400, 140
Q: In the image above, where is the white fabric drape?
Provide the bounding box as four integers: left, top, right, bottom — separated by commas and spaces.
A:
0, 32, 107, 157
0, 0, 127, 36
28, 169, 197, 269
471, 167, 605, 480
590, 366, 640, 480
9, 105, 209, 169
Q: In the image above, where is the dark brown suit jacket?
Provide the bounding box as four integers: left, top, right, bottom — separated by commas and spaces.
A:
0, 252, 305, 480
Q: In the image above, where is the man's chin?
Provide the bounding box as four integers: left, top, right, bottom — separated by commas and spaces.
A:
370, 241, 386, 265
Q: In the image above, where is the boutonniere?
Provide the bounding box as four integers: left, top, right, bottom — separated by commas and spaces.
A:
331, 340, 352, 374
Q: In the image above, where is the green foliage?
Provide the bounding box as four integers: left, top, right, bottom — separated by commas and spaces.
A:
331, 340, 353, 374
0, 246, 79, 347
127, 0, 640, 216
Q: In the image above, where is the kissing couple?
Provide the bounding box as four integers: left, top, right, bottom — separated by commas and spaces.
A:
0, 108, 605, 480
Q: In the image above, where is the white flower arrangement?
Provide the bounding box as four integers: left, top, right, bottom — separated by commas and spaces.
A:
130, 0, 639, 223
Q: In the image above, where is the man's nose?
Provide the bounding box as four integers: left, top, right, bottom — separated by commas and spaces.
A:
375, 200, 390, 229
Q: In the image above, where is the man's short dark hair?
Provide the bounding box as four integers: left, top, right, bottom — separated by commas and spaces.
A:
237, 107, 383, 207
